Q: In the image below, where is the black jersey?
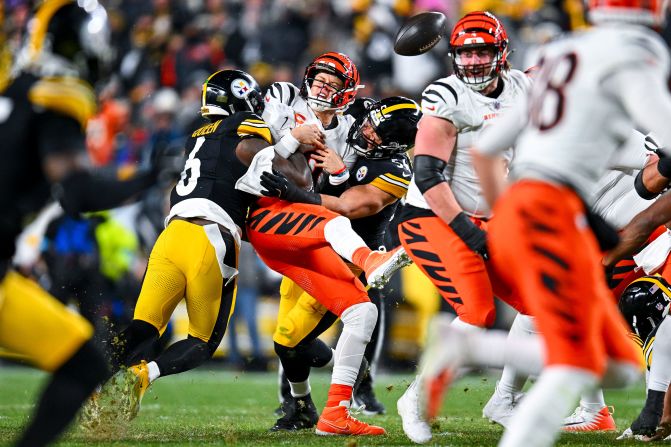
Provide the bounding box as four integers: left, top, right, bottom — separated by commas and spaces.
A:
349, 153, 412, 249
169, 111, 273, 230
0, 73, 95, 261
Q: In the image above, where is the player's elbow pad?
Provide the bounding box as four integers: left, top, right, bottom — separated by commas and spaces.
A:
634, 170, 659, 200
55, 170, 155, 216
414, 155, 447, 194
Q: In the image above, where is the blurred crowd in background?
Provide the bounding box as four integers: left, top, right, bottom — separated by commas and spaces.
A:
3, 0, 668, 371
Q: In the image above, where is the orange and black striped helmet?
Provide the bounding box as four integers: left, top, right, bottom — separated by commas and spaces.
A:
300, 52, 361, 112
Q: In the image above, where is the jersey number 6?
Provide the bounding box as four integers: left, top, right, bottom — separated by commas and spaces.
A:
176, 136, 205, 196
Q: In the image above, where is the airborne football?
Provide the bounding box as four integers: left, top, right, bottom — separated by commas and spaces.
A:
394, 12, 448, 56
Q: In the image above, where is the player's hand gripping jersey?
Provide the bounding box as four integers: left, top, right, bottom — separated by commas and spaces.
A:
405, 69, 531, 218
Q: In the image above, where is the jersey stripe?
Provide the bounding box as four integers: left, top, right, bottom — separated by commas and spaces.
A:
237, 125, 272, 144
381, 173, 411, 186
370, 176, 409, 198
644, 335, 655, 369
28, 77, 97, 128
432, 81, 459, 105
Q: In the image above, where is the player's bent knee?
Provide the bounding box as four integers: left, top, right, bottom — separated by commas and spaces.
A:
601, 360, 642, 388
340, 301, 378, 343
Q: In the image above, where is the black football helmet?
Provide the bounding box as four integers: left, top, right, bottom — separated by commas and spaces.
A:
347, 96, 421, 160
20, 0, 113, 85
201, 69, 264, 120
619, 276, 671, 340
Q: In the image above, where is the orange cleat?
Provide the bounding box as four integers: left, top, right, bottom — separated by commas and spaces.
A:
562, 406, 616, 432
364, 246, 412, 289
315, 405, 386, 436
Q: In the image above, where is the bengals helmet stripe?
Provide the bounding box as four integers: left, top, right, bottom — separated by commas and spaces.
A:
588, 0, 669, 25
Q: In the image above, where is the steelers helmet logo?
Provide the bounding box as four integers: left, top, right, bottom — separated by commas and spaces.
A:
356, 166, 368, 181
231, 78, 252, 99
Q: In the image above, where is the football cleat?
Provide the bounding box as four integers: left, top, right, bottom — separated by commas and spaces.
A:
482, 381, 524, 428
352, 373, 386, 415
616, 427, 646, 441
270, 394, 319, 431
125, 360, 151, 421
364, 246, 412, 289
315, 405, 386, 436
397, 380, 433, 444
417, 314, 464, 420
562, 405, 616, 432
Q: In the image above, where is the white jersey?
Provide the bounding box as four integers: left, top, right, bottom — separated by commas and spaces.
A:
477, 25, 671, 201
591, 129, 653, 229
405, 69, 531, 218
262, 82, 358, 170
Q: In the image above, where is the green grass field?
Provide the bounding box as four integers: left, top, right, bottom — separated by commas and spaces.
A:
0, 365, 651, 446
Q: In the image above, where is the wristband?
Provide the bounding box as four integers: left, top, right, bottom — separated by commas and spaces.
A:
331, 165, 347, 176
329, 169, 350, 185
273, 132, 301, 159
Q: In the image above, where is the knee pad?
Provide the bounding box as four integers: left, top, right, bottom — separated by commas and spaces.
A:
340, 302, 378, 343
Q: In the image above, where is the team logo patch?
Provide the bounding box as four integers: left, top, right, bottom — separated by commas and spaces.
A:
231, 79, 252, 98
356, 166, 368, 181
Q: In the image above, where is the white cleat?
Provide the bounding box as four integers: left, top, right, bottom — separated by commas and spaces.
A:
397, 380, 432, 444
482, 381, 524, 428
616, 427, 645, 441
364, 246, 413, 289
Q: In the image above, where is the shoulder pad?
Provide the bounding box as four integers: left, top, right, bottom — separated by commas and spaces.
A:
421, 77, 459, 118
28, 77, 97, 128
237, 113, 273, 144
365, 156, 412, 199
264, 82, 300, 106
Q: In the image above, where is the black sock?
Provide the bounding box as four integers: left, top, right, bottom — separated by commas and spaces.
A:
154, 336, 210, 377
15, 340, 110, 447
275, 343, 311, 383
112, 319, 160, 369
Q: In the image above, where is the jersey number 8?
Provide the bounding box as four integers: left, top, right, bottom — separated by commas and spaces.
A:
529, 52, 578, 132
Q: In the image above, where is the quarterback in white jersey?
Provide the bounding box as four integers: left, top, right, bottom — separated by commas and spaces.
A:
262, 52, 360, 188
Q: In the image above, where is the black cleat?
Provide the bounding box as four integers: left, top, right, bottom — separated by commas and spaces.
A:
352, 372, 386, 415
270, 394, 319, 431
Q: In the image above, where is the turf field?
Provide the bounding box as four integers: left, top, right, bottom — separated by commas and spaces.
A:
0, 365, 651, 446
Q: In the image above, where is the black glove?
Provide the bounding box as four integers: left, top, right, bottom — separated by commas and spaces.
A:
345, 97, 375, 120
631, 390, 665, 436
449, 212, 488, 259
260, 170, 322, 205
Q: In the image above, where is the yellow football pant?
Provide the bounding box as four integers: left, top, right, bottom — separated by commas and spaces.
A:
0, 270, 93, 372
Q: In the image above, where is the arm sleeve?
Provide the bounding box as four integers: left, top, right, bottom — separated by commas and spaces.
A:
37, 112, 86, 158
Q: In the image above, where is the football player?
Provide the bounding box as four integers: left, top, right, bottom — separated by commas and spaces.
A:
616, 276, 671, 440
455, 0, 671, 445
1, 1, 163, 445
394, 12, 534, 444
105, 69, 313, 420
259, 97, 419, 431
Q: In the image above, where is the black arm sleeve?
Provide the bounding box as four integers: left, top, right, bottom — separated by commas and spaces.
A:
54, 170, 156, 216
635, 170, 659, 200
414, 155, 447, 194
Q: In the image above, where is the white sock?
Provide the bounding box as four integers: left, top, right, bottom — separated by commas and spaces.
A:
451, 316, 484, 332
579, 388, 606, 411
331, 302, 377, 386
499, 366, 599, 447
323, 216, 367, 262
290, 379, 311, 398
147, 361, 160, 383
498, 314, 536, 395
466, 330, 545, 378
648, 318, 671, 392
601, 360, 642, 388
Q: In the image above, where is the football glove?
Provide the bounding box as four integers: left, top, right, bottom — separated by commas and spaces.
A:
260, 170, 322, 205
449, 212, 488, 260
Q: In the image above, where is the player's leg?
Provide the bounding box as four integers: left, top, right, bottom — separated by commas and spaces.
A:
491, 182, 630, 447
0, 270, 109, 447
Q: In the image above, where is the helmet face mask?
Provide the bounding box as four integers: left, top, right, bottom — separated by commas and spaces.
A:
619, 276, 671, 341
300, 52, 361, 112
201, 70, 264, 120
347, 96, 421, 159
449, 11, 509, 91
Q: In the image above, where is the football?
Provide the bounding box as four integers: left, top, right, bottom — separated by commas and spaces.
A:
394, 11, 447, 56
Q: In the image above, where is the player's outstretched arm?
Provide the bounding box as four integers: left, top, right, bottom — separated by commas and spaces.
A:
320, 184, 395, 219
